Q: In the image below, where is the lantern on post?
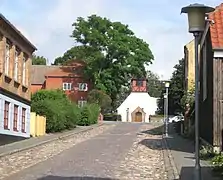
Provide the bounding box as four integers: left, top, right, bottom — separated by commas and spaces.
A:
181, 3, 215, 180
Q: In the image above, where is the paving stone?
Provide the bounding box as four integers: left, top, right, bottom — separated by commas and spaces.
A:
0, 124, 113, 180
114, 124, 168, 180
1, 123, 175, 180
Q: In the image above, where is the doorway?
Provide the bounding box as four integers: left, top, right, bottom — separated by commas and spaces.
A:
135, 112, 143, 122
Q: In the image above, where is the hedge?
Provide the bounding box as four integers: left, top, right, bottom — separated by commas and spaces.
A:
31, 89, 100, 133
103, 113, 121, 121
150, 115, 164, 118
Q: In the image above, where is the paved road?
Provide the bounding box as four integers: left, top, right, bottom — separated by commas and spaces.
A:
4, 122, 144, 180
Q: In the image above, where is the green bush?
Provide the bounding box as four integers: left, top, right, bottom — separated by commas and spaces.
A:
77, 103, 100, 126
200, 145, 216, 160
31, 90, 79, 132
31, 89, 67, 103
104, 113, 121, 121
150, 115, 164, 118
212, 155, 223, 175
31, 89, 100, 132
32, 99, 67, 132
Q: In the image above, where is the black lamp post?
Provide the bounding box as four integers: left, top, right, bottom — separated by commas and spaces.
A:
181, 3, 215, 180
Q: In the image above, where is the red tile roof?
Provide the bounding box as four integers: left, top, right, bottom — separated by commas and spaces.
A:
45, 65, 84, 77
209, 3, 223, 49
31, 65, 59, 84
45, 60, 85, 77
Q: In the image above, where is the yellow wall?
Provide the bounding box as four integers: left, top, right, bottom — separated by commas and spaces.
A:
30, 112, 46, 137
185, 39, 195, 90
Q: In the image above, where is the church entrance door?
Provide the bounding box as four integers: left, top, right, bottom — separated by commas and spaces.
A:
134, 112, 142, 122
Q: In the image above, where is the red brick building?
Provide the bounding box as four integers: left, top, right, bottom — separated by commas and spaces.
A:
31, 60, 91, 106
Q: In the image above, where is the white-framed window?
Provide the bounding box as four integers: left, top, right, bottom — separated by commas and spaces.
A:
22, 56, 26, 85
78, 100, 87, 108
5, 43, 10, 75
78, 83, 88, 91
63, 83, 72, 90
14, 50, 19, 81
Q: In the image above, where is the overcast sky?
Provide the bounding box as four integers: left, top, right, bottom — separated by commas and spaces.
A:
0, 0, 221, 79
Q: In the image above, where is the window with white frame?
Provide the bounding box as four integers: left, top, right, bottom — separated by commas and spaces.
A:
78, 83, 88, 91
14, 50, 19, 81
62, 83, 72, 90
22, 56, 26, 85
78, 100, 87, 108
5, 43, 10, 75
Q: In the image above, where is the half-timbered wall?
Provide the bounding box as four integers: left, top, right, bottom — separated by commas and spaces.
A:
131, 79, 147, 92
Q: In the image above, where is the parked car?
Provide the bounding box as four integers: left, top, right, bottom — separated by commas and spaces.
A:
168, 115, 184, 123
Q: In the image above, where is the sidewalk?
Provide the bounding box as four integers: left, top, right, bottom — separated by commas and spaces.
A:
0, 124, 102, 157
164, 125, 221, 180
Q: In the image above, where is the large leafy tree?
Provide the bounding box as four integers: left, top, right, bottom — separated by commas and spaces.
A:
87, 89, 112, 113
114, 84, 131, 109
32, 54, 47, 65
157, 58, 185, 115
54, 15, 154, 106
146, 70, 162, 97
53, 46, 95, 65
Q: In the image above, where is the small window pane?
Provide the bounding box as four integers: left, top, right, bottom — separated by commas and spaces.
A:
63, 83, 67, 90
78, 83, 87, 91
67, 83, 72, 90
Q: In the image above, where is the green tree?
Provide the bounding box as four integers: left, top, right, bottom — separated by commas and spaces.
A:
32, 54, 47, 65
53, 46, 95, 65
146, 70, 162, 97
114, 85, 131, 109
54, 15, 154, 106
157, 58, 185, 115
87, 89, 112, 112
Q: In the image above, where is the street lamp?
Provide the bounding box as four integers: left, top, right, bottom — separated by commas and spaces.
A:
181, 3, 215, 180
165, 82, 170, 137
163, 93, 167, 134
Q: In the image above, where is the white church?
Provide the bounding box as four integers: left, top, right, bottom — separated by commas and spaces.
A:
117, 78, 158, 123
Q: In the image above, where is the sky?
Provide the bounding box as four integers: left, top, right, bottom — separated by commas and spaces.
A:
0, 0, 221, 80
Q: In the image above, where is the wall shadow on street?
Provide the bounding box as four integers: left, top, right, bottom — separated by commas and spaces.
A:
173, 166, 221, 180
140, 124, 221, 180
37, 175, 118, 180
140, 123, 194, 153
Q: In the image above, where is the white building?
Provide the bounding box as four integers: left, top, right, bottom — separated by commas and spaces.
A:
117, 78, 158, 123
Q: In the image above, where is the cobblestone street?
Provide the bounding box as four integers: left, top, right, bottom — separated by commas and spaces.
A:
114, 124, 167, 180
2, 123, 168, 180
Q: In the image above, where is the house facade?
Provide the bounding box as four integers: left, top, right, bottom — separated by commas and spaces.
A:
184, 39, 195, 92
198, 4, 223, 152
117, 78, 158, 122
31, 60, 91, 106
0, 14, 37, 137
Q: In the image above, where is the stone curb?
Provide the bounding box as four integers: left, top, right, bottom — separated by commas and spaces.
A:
162, 135, 179, 180
0, 123, 104, 158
